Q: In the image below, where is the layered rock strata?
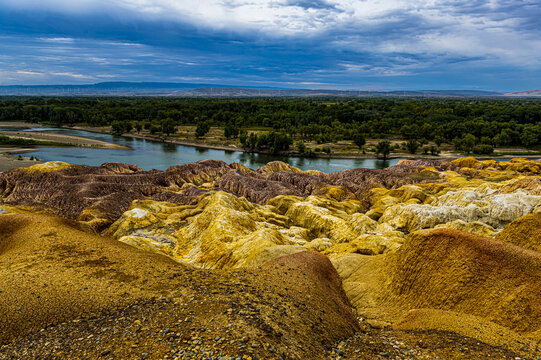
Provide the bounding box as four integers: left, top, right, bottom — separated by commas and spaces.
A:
1, 156, 541, 354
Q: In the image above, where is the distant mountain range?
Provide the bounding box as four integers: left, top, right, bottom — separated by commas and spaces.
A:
0, 82, 539, 97
504, 90, 541, 97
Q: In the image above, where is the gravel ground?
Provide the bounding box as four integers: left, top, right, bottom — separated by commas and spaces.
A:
1, 297, 538, 360
0, 154, 41, 172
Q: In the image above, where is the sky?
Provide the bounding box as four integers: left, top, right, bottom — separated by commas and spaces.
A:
0, 0, 540, 91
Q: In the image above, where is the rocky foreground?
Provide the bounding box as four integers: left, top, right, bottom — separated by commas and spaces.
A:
0, 157, 540, 359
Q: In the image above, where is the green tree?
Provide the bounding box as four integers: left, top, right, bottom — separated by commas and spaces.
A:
521, 126, 540, 148
239, 129, 248, 146
247, 133, 258, 149
462, 133, 476, 154
375, 140, 392, 160
480, 136, 492, 145
124, 121, 133, 133
224, 123, 239, 139
161, 118, 177, 136
195, 121, 211, 138
434, 135, 444, 147
296, 141, 307, 154
406, 139, 419, 154
473, 144, 494, 155
429, 145, 440, 156
495, 129, 512, 146
111, 121, 125, 136
400, 124, 419, 140
353, 132, 366, 149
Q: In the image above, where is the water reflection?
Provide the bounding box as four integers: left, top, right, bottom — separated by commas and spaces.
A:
161, 142, 177, 153
195, 147, 209, 155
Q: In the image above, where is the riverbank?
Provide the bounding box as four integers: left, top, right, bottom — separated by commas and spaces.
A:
0, 153, 42, 172
70, 124, 541, 161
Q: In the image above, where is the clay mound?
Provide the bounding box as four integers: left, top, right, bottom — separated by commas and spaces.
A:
149, 187, 208, 204
0, 213, 359, 359
0, 162, 203, 231
334, 228, 541, 349
254, 160, 302, 175
495, 212, 541, 252
165, 159, 235, 186
267, 171, 332, 195
0, 159, 450, 230
502, 177, 541, 195
391, 229, 541, 337
214, 171, 304, 203
99, 162, 143, 173
396, 158, 457, 172
393, 309, 540, 352
327, 164, 443, 208
0, 213, 182, 345
263, 251, 357, 325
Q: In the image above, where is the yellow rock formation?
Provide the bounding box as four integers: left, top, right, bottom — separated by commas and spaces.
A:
495, 212, 541, 252
25, 161, 72, 172
102, 158, 541, 275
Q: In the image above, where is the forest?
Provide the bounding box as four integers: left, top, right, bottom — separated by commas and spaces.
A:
1, 97, 540, 155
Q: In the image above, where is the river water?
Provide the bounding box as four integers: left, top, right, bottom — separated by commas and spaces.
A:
2, 127, 401, 172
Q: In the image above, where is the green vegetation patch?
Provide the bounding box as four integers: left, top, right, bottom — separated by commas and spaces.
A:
1, 97, 540, 155
0, 135, 67, 147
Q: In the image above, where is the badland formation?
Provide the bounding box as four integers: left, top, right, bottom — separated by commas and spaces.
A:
0, 157, 540, 359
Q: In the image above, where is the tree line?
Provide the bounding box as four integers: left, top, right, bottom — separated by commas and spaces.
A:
1, 97, 540, 155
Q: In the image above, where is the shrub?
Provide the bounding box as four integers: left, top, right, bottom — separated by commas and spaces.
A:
472, 144, 494, 155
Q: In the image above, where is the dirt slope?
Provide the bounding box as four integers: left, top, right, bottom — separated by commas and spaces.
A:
495, 212, 541, 252
334, 228, 541, 355
0, 213, 359, 359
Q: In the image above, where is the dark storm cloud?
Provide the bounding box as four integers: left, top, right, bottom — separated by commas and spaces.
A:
0, 0, 539, 90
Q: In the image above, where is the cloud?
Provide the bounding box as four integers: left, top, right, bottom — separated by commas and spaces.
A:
2, 0, 539, 67
39, 37, 75, 43
339, 63, 414, 77
16, 70, 44, 76
0, 0, 540, 90
51, 72, 93, 79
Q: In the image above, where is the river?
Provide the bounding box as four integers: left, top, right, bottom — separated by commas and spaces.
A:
1, 126, 401, 172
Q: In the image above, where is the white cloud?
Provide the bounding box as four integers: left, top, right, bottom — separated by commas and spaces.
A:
1, 0, 540, 68
1, 0, 110, 13
52, 72, 93, 79
171, 76, 220, 81
39, 37, 75, 43
339, 63, 414, 77
16, 70, 44, 76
